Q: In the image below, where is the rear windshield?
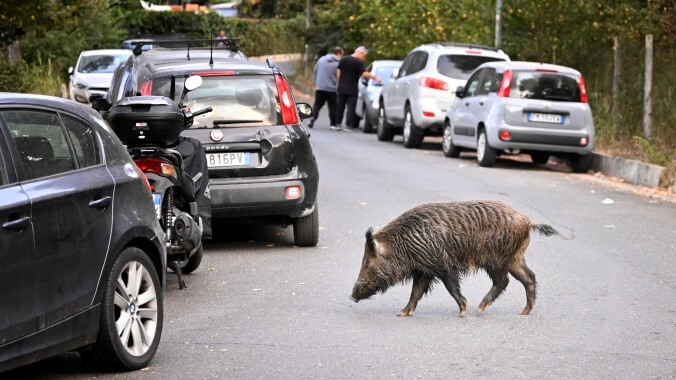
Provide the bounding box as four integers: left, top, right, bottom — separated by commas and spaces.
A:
78, 54, 129, 74
511, 71, 581, 102
437, 55, 505, 80
145, 74, 281, 128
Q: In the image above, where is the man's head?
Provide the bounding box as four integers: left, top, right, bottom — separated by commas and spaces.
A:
330, 46, 344, 57
353, 46, 368, 60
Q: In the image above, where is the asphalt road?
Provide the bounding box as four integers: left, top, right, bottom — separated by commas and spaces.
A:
9, 106, 676, 379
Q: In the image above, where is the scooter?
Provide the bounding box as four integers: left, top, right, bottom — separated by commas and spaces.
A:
106, 75, 211, 289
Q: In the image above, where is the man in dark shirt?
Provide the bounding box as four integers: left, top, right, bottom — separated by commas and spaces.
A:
335, 46, 381, 131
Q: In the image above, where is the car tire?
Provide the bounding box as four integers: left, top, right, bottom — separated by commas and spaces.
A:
81, 247, 163, 371
293, 205, 319, 247
530, 152, 550, 165
402, 106, 423, 149
442, 121, 461, 158
376, 103, 395, 142
477, 129, 496, 167
177, 245, 203, 274
570, 154, 593, 173
362, 103, 374, 133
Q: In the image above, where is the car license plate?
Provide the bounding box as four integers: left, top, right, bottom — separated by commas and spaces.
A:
207, 152, 251, 168
528, 113, 564, 124
153, 194, 162, 220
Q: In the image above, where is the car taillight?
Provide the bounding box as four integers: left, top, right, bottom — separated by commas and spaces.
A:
274, 73, 299, 125
134, 158, 177, 179
140, 80, 153, 95
497, 69, 513, 98
134, 164, 153, 194
578, 75, 588, 103
418, 77, 449, 91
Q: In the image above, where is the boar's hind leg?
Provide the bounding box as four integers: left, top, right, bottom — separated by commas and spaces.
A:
478, 268, 510, 313
397, 272, 432, 317
440, 269, 467, 317
508, 259, 537, 315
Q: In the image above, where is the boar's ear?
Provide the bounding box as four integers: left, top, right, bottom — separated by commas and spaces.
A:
365, 227, 377, 256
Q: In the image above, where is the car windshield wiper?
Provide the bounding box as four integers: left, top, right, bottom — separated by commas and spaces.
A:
213, 119, 263, 126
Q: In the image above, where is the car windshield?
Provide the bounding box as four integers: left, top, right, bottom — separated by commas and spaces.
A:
375, 66, 399, 84
511, 71, 582, 102
437, 55, 505, 80
145, 74, 281, 128
78, 54, 129, 74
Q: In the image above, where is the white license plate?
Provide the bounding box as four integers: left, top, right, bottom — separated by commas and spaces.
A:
528, 113, 564, 124
207, 152, 251, 168
153, 194, 162, 220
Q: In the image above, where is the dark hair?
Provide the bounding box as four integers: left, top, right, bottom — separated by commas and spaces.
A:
330, 46, 343, 55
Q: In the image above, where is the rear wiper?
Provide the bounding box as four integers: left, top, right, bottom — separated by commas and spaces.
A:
213, 119, 263, 126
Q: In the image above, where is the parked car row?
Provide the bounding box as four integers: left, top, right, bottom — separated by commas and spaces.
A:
359, 42, 595, 173
1, 38, 318, 373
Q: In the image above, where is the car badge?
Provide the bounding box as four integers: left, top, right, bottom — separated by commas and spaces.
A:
544, 102, 551, 109
210, 129, 224, 142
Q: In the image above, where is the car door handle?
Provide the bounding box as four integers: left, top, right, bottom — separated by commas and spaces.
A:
479, 102, 484, 106
3, 216, 31, 231
89, 196, 112, 210
465, 102, 469, 106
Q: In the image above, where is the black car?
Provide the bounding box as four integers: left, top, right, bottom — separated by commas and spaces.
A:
0, 93, 166, 372
97, 39, 320, 246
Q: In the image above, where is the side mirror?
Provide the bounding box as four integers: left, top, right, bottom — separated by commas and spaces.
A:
180, 75, 203, 102
455, 86, 465, 98
391, 68, 399, 78
296, 102, 312, 120
68, 67, 74, 75
91, 98, 111, 112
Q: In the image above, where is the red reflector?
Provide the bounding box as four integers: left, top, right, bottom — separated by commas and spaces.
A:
497, 70, 513, 98
536, 68, 558, 73
275, 74, 299, 125
134, 163, 153, 194
499, 130, 511, 141
192, 70, 236, 77
422, 111, 435, 117
418, 77, 449, 91
465, 50, 483, 55
285, 185, 302, 200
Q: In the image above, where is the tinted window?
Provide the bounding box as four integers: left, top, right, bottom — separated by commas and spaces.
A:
476, 68, 497, 95
145, 74, 281, 128
0, 146, 6, 186
511, 71, 582, 102
398, 53, 416, 77
1, 110, 76, 180
77, 54, 130, 74
408, 52, 428, 75
437, 55, 505, 80
463, 70, 484, 97
61, 114, 101, 168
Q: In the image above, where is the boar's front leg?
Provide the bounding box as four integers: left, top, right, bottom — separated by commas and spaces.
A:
440, 269, 467, 317
397, 271, 432, 317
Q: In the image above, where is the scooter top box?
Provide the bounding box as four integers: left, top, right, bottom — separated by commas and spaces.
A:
107, 96, 185, 147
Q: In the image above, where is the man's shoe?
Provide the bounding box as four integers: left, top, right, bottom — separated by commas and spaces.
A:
307, 119, 314, 128
341, 126, 356, 132
330, 125, 340, 131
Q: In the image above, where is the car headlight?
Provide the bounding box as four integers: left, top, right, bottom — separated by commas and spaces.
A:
71, 79, 88, 89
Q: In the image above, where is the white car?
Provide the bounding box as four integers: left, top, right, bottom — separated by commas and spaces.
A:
69, 49, 132, 104
355, 60, 403, 133
377, 42, 510, 148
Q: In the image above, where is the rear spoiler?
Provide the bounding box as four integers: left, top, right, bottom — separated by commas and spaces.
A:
132, 38, 240, 56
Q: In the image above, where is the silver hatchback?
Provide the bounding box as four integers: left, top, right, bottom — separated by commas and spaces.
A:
443, 61, 594, 173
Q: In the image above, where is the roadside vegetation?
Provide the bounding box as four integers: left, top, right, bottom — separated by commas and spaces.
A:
1, 0, 673, 180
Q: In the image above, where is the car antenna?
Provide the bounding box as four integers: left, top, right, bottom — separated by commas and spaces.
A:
209, 19, 214, 67
187, 33, 191, 60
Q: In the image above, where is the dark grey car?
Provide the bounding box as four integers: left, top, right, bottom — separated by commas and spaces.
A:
0, 93, 166, 372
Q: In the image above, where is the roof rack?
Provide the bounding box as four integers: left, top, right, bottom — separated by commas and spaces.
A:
132, 38, 240, 56
429, 42, 498, 52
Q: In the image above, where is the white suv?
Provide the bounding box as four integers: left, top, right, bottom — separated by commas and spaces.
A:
377, 42, 510, 148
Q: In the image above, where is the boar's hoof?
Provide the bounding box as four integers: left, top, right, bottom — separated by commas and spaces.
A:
458, 310, 467, 318
396, 308, 414, 317
520, 309, 532, 315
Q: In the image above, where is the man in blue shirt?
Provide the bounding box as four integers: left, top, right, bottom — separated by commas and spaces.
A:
309, 46, 343, 129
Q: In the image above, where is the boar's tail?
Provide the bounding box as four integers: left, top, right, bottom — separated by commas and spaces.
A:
531, 224, 562, 238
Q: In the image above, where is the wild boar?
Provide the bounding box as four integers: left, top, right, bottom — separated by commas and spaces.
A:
349, 200, 561, 317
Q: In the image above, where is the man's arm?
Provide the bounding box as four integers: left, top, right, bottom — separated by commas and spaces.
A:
362, 70, 381, 84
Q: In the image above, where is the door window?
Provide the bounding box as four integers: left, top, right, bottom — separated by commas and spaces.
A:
408, 52, 428, 75
0, 110, 76, 180
398, 53, 416, 77
61, 114, 101, 168
463, 69, 484, 98
476, 68, 498, 96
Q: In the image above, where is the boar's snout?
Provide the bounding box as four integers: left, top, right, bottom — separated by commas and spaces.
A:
349, 295, 358, 303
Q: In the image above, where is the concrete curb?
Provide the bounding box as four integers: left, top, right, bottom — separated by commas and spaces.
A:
588, 153, 673, 190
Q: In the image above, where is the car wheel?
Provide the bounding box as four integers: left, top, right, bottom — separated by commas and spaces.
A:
81, 247, 162, 371
402, 106, 423, 149
442, 121, 461, 158
293, 205, 319, 247
362, 102, 374, 133
477, 129, 496, 167
176, 245, 203, 274
376, 103, 395, 142
570, 154, 593, 173
530, 152, 550, 165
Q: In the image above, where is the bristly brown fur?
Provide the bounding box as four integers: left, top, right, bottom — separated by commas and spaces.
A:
350, 200, 561, 317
